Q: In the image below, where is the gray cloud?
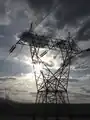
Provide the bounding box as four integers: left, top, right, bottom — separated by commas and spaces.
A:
0, 77, 16, 81
0, 0, 6, 15
27, 0, 90, 42
57, 0, 90, 41
0, 59, 32, 77
81, 87, 90, 94
55, 0, 90, 26
71, 68, 90, 78
69, 92, 90, 103
76, 19, 90, 41
69, 78, 79, 83
0, 0, 11, 25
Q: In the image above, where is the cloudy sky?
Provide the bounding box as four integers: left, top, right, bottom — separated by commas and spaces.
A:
0, 0, 90, 103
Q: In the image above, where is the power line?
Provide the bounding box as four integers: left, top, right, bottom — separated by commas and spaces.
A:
34, 1, 60, 31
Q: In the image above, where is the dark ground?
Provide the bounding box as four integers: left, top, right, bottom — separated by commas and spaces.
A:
0, 98, 90, 120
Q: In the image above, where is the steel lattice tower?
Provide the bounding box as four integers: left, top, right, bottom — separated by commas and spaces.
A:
28, 32, 81, 103
9, 26, 83, 104
9, 29, 80, 104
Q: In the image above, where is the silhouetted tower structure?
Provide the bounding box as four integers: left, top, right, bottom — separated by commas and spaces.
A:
28, 31, 81, 104
9, 23, 82, 104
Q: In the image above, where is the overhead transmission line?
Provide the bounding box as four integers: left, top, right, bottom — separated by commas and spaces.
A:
33, 1, 60, 31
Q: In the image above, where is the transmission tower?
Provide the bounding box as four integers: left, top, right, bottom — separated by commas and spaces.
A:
9, 22, 87, 104
27, 31, 81, 104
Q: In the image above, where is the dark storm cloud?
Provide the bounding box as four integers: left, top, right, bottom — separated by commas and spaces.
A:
55, 0, 90, 41
55, 0, 90, 26
27, 0, 90, 25
28, 0, 90, 41
27, 0, 54, 12
76, 19, 90, 41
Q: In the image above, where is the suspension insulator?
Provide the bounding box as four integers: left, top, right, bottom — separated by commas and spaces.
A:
40, 51, 48, 57
9, 44, 16, 53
